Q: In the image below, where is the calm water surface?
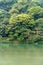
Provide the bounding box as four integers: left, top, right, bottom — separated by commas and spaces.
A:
0, 44, 43, 65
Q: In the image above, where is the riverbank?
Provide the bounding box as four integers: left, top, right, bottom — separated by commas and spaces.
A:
0, 43, 43, 48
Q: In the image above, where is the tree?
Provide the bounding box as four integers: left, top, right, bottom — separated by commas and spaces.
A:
0, 0, 17, 11
35, 18, 43, 31
27, 6, 43, 20
9, 0, 32, 14
5, 13, 36, 42
0, 9, 10, 24
9, 13, 34, 24
33, 18, 43, 43
32, 0, 43, 7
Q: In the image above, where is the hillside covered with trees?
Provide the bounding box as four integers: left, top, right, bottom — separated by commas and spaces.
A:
0, 0, 43, 44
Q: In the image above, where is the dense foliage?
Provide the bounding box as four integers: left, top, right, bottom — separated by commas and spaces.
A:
0, 0, 43, 44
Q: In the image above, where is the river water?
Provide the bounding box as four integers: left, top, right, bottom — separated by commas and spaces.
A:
0, 44, 43, 65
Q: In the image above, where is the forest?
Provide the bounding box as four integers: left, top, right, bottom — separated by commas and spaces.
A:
0, 0, 43, 44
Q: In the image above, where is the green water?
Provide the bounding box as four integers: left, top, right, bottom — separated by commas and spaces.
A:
0, 44, 43, 65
